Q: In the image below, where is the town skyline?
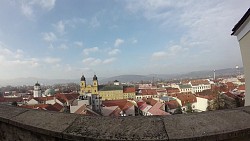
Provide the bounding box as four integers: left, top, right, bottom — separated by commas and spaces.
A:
0, 0, 249, 79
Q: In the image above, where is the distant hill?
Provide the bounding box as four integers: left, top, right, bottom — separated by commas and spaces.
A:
98, 75, 152, 83
0, 67, 243, 86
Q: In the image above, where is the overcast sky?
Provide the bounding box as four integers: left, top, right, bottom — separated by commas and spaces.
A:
0, 0, 249, 79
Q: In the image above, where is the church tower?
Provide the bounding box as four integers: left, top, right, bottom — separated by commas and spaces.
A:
33, 82, 42, 97
80, 75, 86, 94
92, 75, 98, 94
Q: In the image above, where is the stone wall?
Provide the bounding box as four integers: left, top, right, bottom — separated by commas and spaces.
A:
0, 104, 250, 141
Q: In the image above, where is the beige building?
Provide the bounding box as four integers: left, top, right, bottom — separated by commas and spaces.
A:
232, 8, 250, 106
99, 85, 124, 100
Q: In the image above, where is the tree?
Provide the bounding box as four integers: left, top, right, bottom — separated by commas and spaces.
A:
174, 105, 183, 114
186, 103, 193, 113
11, 101, 18, 107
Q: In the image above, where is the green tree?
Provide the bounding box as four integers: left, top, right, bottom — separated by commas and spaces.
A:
174, 105, 183, 114
186, 103, 193, 113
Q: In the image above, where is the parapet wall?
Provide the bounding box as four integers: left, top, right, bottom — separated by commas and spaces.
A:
0, 104, 250, 141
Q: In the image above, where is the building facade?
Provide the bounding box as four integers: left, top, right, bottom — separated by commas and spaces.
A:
33, 82, 42, 97
80, 75, 98, 95
232, 8, 250, 106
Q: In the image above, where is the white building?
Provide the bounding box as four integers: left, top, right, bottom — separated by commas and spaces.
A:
231, 8, 250, 106
33, 82, 42, 97
193, 97, 208, 112
190, 79, 211, 93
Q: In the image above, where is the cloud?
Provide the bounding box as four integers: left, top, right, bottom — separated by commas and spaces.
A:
0, 41, 40, 68
44, 57, 61, 64
82, 57, 102, 66
38, 0, 56, 10
58, 44, 68, 50
83, 47, 99, 55
90, 16, 100, 28
54, 20, 65, 34
74, 41, 83, 47
21, 3, 33, 18
103, 58, 116, 64
53, 18, 86, 34
42, 32, 57, 42
152, 51, 167, 60
132, 39, 138, 44
151, 45, 188, 60
82, 57, 116, 66
108, 48, 120, 55
114, 38, 124, 47
20, 0, 56, 19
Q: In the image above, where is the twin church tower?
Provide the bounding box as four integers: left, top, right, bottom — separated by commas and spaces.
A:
80, 75, 98, 94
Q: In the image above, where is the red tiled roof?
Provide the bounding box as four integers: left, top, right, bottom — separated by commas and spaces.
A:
165, 100, 180, 109
123, 87, 135, 93
142, 98, 157, 106
0, 97, 23, 103
224, 92, 237, 99
140, 89, 157, 95
52, 103, 64, 111
20, 104, 61, 111
197, 95, 215, 101
148, 102, 170, 116
33, 96, 54, 103
55, 93, 79, 102
166, 88, 180, 94
237, 85, 245, 91
190, 79, 210, 86
175, 94, 197, 106
102, 99, 134, 111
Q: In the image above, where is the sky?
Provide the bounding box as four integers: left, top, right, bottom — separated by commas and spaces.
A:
0, 0, 249, 79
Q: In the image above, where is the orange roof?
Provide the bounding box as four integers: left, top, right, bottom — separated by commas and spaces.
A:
197, 95, 215, 101
20, 104, 61, 111
166, 100, 180, 109
237, 85, 245, 91
190, 79, 210, 86
123, 87, 136, 93
175, 94, 197, 106
102, 99, 134, 111
148, 102, 170, 116
166, 88, 180, 93
140, 89, 157, 95
55, 93, 79, 102
223, 92, 237, 99
33, 96, 54, 102
142, 98, 157, 106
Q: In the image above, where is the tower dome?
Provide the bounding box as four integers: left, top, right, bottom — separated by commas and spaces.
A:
35, 82, 40, 86
81, 75, 86, 81
93, 75, 98, 80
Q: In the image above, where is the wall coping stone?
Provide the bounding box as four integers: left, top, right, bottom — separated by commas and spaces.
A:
0, 104, 250, 141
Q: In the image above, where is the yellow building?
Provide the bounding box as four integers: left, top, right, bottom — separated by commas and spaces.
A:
123, 87, 136, 99
99, 85, 124, 100
80, 75, 98, 95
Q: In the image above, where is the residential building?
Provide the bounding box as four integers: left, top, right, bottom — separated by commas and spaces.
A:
135, 89, 158, 100
190, 79, 211, 93
178, 84, 193, 94
231, 8, 250, 106
99, 85, 123, 100
123, 86, 136, 99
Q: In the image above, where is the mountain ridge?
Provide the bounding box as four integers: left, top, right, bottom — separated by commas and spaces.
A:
0, 67, 243, 86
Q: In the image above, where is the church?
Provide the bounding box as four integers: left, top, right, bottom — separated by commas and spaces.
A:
80, 75, 99, 95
